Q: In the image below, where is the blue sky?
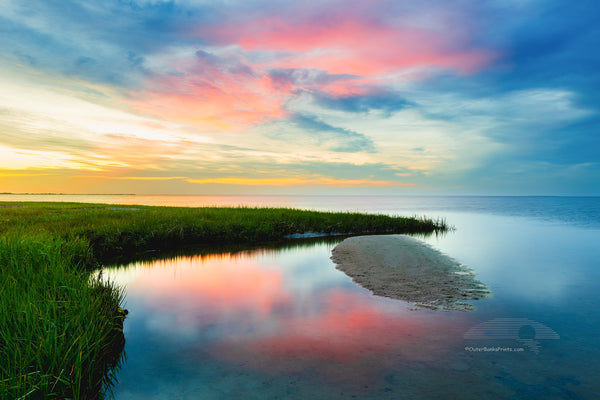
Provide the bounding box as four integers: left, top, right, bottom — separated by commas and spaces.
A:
0, 0, 598, 194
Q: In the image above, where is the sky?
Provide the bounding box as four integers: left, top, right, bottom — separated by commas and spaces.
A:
0, 0, 598, 195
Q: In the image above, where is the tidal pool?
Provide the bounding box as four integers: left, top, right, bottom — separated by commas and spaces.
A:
102, 211, 600, 399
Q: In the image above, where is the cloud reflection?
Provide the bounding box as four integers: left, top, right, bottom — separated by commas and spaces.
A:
125, 252, 292, 321
109, 246, 471, 388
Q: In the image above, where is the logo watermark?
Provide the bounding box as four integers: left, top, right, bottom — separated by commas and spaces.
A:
463, 318, 559, 354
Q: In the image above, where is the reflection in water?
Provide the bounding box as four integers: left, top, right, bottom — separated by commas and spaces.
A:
103, 217, 600, 399
104, 243, 475, 399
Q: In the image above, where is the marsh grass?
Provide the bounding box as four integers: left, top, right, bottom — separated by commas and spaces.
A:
0, 202, 447, 399
0, 233, 125, 399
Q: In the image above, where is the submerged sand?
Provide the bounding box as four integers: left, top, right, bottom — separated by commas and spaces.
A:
330, 235, 492, 311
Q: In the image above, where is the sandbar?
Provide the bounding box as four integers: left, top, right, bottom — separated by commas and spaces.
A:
330, 235, 492, 311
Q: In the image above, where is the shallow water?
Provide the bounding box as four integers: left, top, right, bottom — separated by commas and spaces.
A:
94, 196, 600, 399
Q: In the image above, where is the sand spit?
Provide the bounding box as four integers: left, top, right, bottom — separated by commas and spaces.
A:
331, 235, 492, 311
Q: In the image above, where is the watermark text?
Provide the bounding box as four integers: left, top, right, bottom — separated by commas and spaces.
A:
464, 346, 524, 352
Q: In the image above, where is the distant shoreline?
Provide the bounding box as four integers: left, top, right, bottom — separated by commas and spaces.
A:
2, 193, 598, 197
0, 192, 136, 195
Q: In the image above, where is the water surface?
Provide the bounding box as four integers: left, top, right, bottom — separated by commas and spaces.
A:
86, 196, 599, 398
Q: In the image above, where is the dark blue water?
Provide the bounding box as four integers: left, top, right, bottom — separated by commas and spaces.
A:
92, 196, 600, 399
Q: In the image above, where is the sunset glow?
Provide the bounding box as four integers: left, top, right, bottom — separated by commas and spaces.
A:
1, 0, 598, 194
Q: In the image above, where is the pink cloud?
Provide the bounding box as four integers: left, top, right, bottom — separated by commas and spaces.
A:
131, 4, 497, 130
128, 62, 289, 131
200, 12, 496, 77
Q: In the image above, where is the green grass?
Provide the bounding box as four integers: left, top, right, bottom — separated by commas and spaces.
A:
0, 232, 125, 400
0, 202, 447, 399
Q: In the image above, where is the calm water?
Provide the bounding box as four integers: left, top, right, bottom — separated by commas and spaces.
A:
13, 195, 598, 398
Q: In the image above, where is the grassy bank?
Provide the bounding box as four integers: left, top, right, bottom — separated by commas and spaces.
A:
1, 202, 447, 399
